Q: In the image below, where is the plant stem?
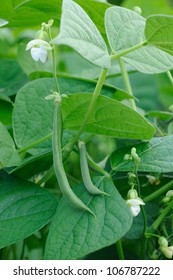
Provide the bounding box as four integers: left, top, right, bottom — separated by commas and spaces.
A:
110, 41, 147, 61
118, 58, 136, 111
167, 71, 173, 87
116, 239, 125, 260
140, 206, 147, 259
63, 68, 108, 152
18, 133, 52, 154
147, 199, 173, 234
144, 180, 173, 203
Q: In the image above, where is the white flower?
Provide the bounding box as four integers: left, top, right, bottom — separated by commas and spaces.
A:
126, 198, 145, 217
26, 39, 52, 63
161, 246, 173, 259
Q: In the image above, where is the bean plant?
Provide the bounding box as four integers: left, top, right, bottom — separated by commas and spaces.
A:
0, 0, 173, 260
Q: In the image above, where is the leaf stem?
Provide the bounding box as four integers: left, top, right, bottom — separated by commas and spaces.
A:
147, 199, 173, 234
167, 71, 173, 87
110, 41, 147, 61
144, 180, 173, 203
116, 239, 125, 260
63, 68, 108, 151
18, 133, 52, 154
140, 206, 147, 259
118, 58, 136, 111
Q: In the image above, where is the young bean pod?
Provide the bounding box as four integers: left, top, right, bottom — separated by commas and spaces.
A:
79, 141, 108, 196
53, 102, 95, 217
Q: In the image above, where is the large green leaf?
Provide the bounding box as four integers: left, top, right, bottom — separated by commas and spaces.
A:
0, 122, 21, 169
2, 0, 62, 27
12, 78, 134, 153
123, 45, 173, 74
53, 0, 110, 68
145, 15, 173, 55
104, 6, 173, 74
44, 177, 132, 260
0, 171, 58, 248
12, 79, 55, 151
111, 135, 173, 173
105, 6, 145, 53
62, 93, 155, 140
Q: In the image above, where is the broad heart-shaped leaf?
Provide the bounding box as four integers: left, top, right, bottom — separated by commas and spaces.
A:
62, 93, 155, 140
12, 78, 134, 153
53, 0, 110, 68
123, 45, 173, 74
104, 7, 173, 74
105, 6, 145, 53
0, 171, 58, 248
44, 177, 133, 260
145, 15, 173, 56
0, 122, 21, 169
111, 135, 173, 173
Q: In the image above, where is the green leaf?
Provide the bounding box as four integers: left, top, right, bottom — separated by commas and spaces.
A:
75, 0, 111, 38
3, 0, 62, 27
145, 15, 173, 55
62, 93, 155, 140
12, 78, 134, 154
0, 100, 13, 126
53, 0, 110, 68
57, 76, 131, 101
104, 7, 173, 74
0, 58, 28, 96
12, 78, 55, 151
0, 171, 58, 248
0, 122, 21, 169
123, 45, 173, 74
44, 177, 132, 260
146, 111, 172, 121
105, 6, 145, 53
123, 0, 173, 17
111, 135, 173, 173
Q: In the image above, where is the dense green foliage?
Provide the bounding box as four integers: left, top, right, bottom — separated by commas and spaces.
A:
0, 0, 173, 260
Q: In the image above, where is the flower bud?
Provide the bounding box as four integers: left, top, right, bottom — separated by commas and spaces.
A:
127, 189, 138, 199
35, 30, 47, 40
133, 6, 142, 15
166, 190, 173, 198
158, 236, 168, 248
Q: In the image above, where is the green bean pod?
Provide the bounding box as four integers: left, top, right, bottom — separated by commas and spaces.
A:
53, 102, 95, 217
79, 141, 108, 196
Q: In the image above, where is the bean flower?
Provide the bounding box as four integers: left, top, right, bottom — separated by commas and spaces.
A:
26, 39, 52, 63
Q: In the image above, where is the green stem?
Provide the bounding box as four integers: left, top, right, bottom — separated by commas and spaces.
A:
167, 71, 173, 87
140, 206, 147, 259
18, 133, 52, 154
144, 180, 173, 203
63, 68, 108, 151
147, 199, 173, 234
110, 41, 147, 61
118, 58, 136, 111
116, 239, 125, 260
